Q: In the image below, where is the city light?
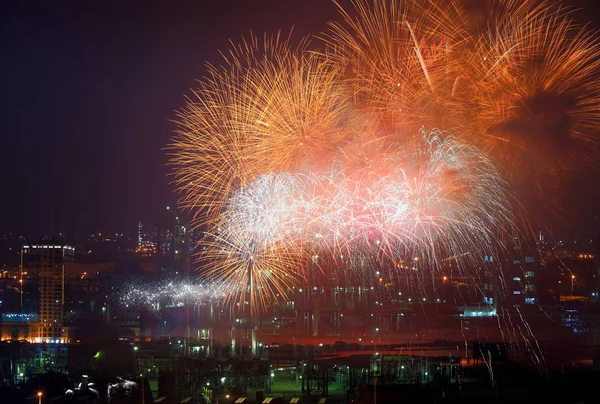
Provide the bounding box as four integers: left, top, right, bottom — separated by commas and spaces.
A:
3, 0, 600, 401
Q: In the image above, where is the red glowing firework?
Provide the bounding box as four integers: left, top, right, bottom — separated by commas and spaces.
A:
170, 0, 599, 314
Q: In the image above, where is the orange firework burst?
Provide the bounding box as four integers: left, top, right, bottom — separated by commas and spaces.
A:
328, 0, 600, 149
199, 218, 305, 315
170, 0, 600, 314
188, 129, 513, 315
476, 5, 600, 165
327, 0, 600, 228
170, 32, 352, 227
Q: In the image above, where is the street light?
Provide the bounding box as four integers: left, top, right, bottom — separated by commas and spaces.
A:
571, 275, 575, 296
37, 392, 42, 404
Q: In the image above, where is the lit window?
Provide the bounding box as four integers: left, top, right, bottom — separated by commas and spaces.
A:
524, 271, 534, 278
525, 298, 535, 304
513, 290, 521, 295
513, 277, 521, 281
525, 256, 535, 263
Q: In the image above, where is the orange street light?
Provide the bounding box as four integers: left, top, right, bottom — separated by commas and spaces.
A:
37, 392, 43, 404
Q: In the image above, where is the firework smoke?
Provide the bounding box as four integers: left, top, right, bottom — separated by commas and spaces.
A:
328, 0, 600, 228
170, 0, 599, 315
198, 129, 512, 313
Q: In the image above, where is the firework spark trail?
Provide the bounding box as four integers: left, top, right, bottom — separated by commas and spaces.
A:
119, 279, 225, 310
328, 0, 600, 188
172, 0, 600, 251
168, 0, 600, 374
198, 129, 512, 313
170, 33, 352, 228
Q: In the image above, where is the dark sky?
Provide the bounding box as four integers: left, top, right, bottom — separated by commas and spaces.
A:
0, 0, 599, 239
0, 0, 343, 237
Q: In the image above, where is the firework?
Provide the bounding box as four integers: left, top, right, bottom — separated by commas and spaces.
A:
198, 173, 309, 313
198, 129, 512, 313
119, 279, 225, 310
170, 0, 599, 315
170, 33, 352, 227
472, 4, 600, 228
327, 0, 600, 190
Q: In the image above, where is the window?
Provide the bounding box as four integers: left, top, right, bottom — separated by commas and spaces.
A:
525, 256, 535, 263
524, 284, 535, 292
513, 260, 521, 264
525, 298, 535, 304
513, 277, 521, 281
513, 290, 521, 295
524, 271, 534, 278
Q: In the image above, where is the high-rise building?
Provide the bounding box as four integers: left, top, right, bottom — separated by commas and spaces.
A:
481, 243, 539, 310
156, 207, 188, 274
137, 221, 144, 250
507, 244, 539, 308
22, 243, 75, 343
135, 221, 157, 257
481, 254, 497, 310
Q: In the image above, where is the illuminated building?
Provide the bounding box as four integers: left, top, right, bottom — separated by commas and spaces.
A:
135, 221, 156, 257
156, 207, 188, 274
481, 243, 539, 310
0, 313, 38, 341
508, 244, 539, 308
22, 244, 75, 343
137, 221, 144, 250
480, 254, 498, 314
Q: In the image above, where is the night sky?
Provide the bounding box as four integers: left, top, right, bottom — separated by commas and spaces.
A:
0, 0, 343, 237
1, 0, 599, 238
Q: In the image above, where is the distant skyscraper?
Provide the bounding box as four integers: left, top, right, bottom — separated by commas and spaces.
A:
156, 207, 188, 274
137, 221, 143, 250
135, 221, 157, 257
22, 243, 74, 343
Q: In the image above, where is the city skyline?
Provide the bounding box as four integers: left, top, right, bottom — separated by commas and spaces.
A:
2, 1, 600, 401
